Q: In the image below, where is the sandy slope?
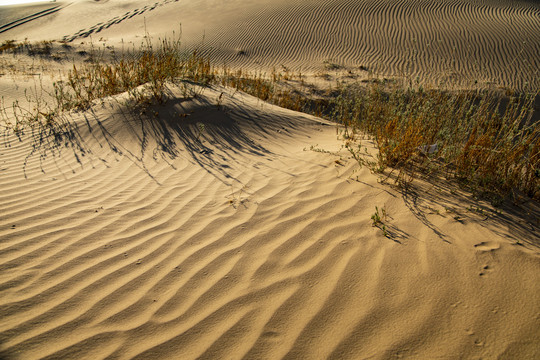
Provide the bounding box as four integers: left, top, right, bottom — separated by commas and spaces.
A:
1, 0, 539, 89
1, 85, 539, 359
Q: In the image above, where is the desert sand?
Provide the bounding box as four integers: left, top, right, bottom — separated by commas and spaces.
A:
2, 0, 540, 89
1, 1, 539, 359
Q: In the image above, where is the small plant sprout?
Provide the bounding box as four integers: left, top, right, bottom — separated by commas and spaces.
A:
196, 122, 206, 141
371, 206, 389, 237
227, 185, 249, 208
371, 207, 382, 226
381, 224, 388, 237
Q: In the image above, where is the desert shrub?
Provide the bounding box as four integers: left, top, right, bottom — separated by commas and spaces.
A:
335, 83, 539, 199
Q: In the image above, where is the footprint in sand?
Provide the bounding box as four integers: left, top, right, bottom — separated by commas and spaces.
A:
61, 0, 171, 42
478, 264, 492, 277
474, 241, 500, 252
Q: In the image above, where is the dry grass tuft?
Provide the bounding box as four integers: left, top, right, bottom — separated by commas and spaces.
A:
336, 83, 539, 201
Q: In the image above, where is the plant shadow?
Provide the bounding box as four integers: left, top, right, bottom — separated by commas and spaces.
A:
14, 85, 306, 189
385, 171, 540, 249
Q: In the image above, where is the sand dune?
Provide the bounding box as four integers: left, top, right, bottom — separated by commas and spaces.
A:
1, 85, 539, 359
1, 0, 539, 89
1, 1, 540, 359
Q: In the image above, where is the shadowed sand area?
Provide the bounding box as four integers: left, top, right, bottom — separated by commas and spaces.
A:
0, 1, 539, 359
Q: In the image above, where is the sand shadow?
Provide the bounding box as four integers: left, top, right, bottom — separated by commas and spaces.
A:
385, 171, 540, 248
15, 85, 302, 188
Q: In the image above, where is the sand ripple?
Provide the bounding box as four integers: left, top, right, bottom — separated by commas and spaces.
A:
194, 0, 540, 89
1, 0, 537, 88
1, 86, 539, 359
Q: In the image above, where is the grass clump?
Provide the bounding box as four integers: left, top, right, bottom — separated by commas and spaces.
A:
335, 83, 539, 200
0, 40, 19, 53
53, 36, 213, 111
1, 34, 214, 132
0, 39, 55, 57
371, 206, 389, 237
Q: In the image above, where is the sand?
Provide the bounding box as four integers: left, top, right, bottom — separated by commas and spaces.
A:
1, 1, 540, 359
1, 0, 540, 89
